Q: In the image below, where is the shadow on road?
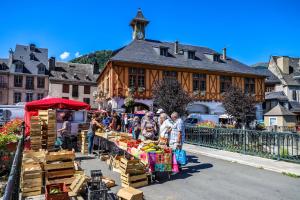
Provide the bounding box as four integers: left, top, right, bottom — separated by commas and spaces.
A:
154, 155, 213, 183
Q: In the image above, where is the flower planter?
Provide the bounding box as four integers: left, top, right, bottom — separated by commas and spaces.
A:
6, 142, 17, 152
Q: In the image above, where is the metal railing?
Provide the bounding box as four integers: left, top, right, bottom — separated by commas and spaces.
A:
185, 126, 300, 163
2, 123, 24, 200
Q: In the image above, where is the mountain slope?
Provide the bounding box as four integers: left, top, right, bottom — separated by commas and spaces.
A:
70, 50, 112, 70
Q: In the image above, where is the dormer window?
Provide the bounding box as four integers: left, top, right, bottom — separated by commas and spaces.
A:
188, 51, 195, 60
160, 47, 168, 56
213, 54, 220, 62
30, 53, 39, 61
37, 64, 45, 74
15, 63, 23, 73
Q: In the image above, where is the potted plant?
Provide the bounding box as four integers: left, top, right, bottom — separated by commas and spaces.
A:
200, 91, 206, 96
137, 87, 145, 94
193, 90, 200, 96
128, 87, 135, 94
124, 96, 135, 108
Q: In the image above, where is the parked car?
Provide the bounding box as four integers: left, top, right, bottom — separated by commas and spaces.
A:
184, 113, 219, 126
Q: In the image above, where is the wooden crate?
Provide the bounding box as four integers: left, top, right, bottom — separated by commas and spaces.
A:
21, 162, 43, 197
121, 173, 148, 188
119, 158, 145, 175
117, 187, 143, 200
46, 151, 75, 162
45, 151, 76, 186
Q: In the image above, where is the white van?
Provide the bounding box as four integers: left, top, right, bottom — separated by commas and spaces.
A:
0, 104, 25, 126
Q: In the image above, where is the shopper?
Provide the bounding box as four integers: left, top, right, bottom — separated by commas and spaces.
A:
159, 113, 173, 144
110, 111, 121, 131
169, 112, 185, 150
132, 116, 141, 140
58, 112, 71, 150
87, 113, 103, 156
141, 111, 158, 140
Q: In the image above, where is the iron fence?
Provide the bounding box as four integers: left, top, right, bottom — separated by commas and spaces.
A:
185, 126, 300, 163
2, 123, 24, 200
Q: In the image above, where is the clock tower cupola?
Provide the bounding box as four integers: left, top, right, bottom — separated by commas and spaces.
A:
130, 8, 149, 40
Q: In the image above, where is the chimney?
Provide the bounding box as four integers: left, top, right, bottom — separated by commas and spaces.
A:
222, 48, 227, 60
277, 56, 290, 74
174, 40, 179, 54
29, 44, 36, 51
49, 57, 55, 71
93, 62, 100, 74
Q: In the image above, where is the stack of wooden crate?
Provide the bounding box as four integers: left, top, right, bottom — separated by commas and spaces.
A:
21, 151, 44, 198
120, 158, 148, 188
30, 116, 42, 151
79, 130, 88, 154
45, 150, 76, 187
38, 110, 57, 151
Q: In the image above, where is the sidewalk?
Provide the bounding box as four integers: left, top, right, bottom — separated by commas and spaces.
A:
184, 143, 300, 176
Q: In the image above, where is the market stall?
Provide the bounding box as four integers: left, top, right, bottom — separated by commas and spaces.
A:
24, 98, 91, 150
94, 130, 179, 183
25, 97, 91, 136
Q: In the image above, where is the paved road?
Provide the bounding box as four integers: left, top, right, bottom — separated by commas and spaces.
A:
79, 153, 300, 200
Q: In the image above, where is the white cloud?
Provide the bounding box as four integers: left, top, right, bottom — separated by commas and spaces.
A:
75, 52, 82, 58
60, 51, 70, 60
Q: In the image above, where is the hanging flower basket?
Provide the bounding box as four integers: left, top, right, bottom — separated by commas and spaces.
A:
137, 87, 145, 94
128, 87, 135, 94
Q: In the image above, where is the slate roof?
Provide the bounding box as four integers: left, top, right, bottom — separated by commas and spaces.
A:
252, 63, 280, 84
9, 44, 48, 75
110, 39, 265, 77
0, 58, 9, 72
264, 104, 296, 116
265, 91, 288, 101
49, 62, 97, 85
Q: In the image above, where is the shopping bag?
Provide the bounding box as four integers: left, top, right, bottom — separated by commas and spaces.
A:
175, 149, 187, 165
172, 154, 179, 173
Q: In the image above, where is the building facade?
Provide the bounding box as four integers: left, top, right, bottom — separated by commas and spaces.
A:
48, 57, 99, 109
0, 59, 9, 104
97, 9, 266, 118
1, 44, 49, 104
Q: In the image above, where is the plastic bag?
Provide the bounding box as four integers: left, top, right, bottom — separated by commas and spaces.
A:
174, 149, 187, 165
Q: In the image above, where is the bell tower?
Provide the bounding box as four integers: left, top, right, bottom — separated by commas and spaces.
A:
130, 8, 149, 40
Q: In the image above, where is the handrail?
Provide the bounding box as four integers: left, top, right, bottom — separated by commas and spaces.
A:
185, 126, 300, 163
2, 123, 24, 200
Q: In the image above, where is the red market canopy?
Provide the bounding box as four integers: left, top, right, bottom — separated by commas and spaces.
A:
24, 98, 91, 136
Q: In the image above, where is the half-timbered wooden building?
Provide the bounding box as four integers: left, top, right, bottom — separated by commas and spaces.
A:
96, 9, 265, 119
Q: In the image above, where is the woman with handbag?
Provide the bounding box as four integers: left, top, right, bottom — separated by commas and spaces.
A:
169, 112, 187, 171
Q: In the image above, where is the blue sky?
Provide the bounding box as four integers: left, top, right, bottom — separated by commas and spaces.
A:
0, 0, 299, 65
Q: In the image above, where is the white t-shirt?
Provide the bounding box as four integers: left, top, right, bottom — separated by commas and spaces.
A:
159, 119, 173, 138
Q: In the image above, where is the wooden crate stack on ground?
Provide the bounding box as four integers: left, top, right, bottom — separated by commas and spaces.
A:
45, 150, 76, 187
21, 161, 43, 197
117, 186, 144, 200
79, 130, 88, 154
38, 110, 57, 151
120, 158, 148, 188
30, 116, 42, 151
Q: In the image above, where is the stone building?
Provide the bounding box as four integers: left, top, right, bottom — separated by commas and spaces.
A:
1, 44, 49, 104
48, 57, 99, 109
96, 9, 266, 119
0, 59, 9, 104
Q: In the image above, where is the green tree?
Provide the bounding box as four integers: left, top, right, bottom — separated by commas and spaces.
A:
152, 79, 192, 116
